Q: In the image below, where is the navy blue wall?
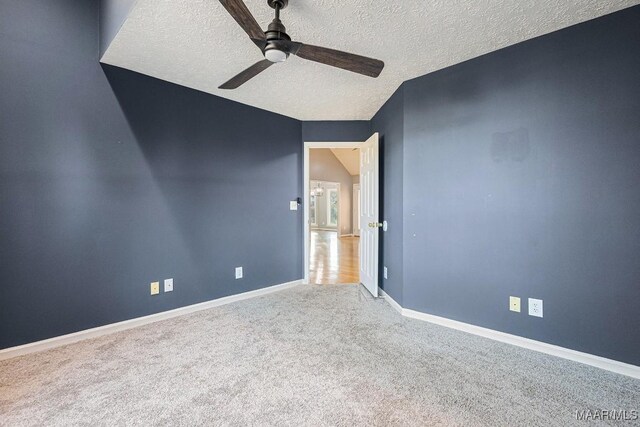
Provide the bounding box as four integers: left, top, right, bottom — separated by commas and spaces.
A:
401, 6, 640, 365
302, 121, 371, 142
371, 87, 404, 304
0, 0, 303, 349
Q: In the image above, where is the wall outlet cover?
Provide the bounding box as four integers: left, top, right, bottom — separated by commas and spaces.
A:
383, 266, 388, 279
528, 298, 543, 318
235, 267, 243, 279
150, 282, 160, 296
290, 201, 298, 211
509, 296, 521, 312
164, 278, 173, 292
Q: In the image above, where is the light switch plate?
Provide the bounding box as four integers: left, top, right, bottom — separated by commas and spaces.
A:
164, 278, 173, 292
290, 201, 298, 211
509, 296, 521, 312
235, 267, 243, 279
150, 282, 160, 295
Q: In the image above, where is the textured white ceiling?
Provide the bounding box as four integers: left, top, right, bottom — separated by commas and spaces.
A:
101, 0, 639, 120
331, 148, 360, 175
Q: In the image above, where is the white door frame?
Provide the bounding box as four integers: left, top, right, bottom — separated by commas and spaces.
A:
304, 141, 363, 284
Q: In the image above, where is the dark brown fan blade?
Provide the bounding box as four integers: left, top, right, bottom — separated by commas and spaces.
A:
219, 60, 274, 89
219, 0, 265, 45
292, 43, 384, 78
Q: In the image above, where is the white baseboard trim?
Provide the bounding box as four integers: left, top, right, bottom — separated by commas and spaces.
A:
0, 279, 304, 362
379, 289, 640, 379
379, 288, 402, 314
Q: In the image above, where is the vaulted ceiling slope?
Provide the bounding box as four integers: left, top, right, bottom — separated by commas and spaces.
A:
331, 148, 359, 176
101, 0, 639, 121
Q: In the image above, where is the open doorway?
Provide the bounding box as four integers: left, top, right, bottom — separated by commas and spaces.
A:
304, 135, 380, 295
307, 147, 360, 284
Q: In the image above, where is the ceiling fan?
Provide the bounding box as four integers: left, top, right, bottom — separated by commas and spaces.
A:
218, 0, 385, 89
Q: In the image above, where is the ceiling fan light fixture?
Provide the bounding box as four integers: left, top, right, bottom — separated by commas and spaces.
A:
265, 46, 288, 63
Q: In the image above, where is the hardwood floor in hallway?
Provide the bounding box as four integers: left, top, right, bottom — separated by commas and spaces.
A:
309, 230, 360, 284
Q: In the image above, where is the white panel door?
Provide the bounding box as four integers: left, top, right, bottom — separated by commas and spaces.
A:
359, 133, 380, 297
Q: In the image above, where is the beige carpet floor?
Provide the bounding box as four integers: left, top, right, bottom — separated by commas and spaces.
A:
1, 284, 639, 426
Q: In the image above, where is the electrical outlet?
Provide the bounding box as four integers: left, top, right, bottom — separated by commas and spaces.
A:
164, 278, 173, 292
150, 282, 160, 296
289, 201, 298, 211
509, 296, 521, 312
383, 266, 388, 279
528, 298, 543, 317
235, 267, 243, 279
